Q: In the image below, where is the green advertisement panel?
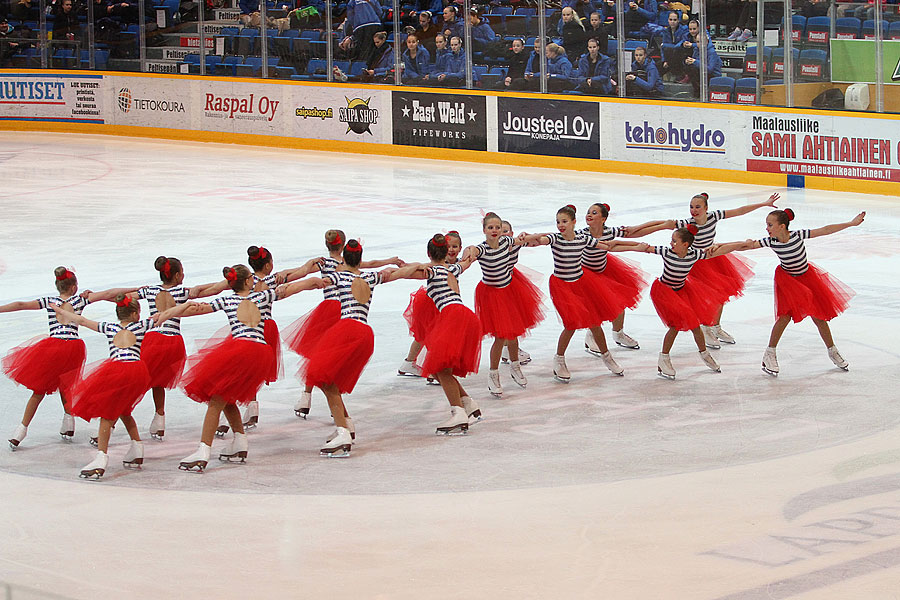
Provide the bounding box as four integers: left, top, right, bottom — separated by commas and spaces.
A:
830, 39, 900, 84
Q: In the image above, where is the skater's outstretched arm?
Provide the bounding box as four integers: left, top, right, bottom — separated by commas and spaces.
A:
82, 287, 142, 303
0, 300, 41, 313
275, 277, 328, 300
188, 280, 229, 299
51, 306, 100, 332
155, 301, 213, 325
705, 240, 753, 258
518, 232, 551, 246
809, 211, 866, 238
275, 257, 323, 284
380, 263, 429, 282
360, 256, 405, 269
722, 193, 780, 219
606, 240, 645, 252
621, 220, 675, 238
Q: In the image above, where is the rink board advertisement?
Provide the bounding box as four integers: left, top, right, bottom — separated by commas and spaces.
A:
391, 91, 487, 151
745, 111, 900, 183
290, 87, 391, 144
190, 79, 290, 135
497, 97, 600, 159
108, 76, 190, 129
0, 73, 104, 124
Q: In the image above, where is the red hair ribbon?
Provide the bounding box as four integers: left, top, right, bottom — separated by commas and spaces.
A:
432, 236, 447, 247
600, 203, 610, 211
258, 247, 268, 259
687, 224, 699, 235
116, 295, 132, 308
784, 208, 795, 221
56, 269, 74, 281
162, 259, 171, 278
225, 268, 238, 282
566, 204, 576, 211
345, 241, 363, 254
447, 230, 460, 237
700, 192, 709, 199
331, 232, 343, 246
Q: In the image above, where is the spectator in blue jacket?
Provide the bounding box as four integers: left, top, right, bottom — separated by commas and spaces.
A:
622, 0, 662, 39
529, 42, 576, 92
339, 0, 384, 64
684, 20, 722, 95
423, 34, 465, 86
354, 30, 393, 82
466, 8, 496, 52
625, 45, 663, 96
409, 0, 442, 24
577, 37, 615, 95
515, 36, 547, 90
440, 5, 463, 41
430, 32, 448, 64
657, 10, 689, 79
401, 33, 432, 83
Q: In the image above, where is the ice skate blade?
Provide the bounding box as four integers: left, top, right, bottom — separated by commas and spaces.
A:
397, 371, 421, 377
657, 369, 675, 380
425, 377, 440, 386
179, 461, 207, 472
500, 356, 509, 364
489, 390, 502, 398
80, 469, 104, 480
60, 432, 74, 442
761, 365, 778, 377
9, 440, 20, 451
436, 424, 468, 436
614, 340, 640, 350
219, 452, 247, 463
320, 445, 351, 457
242, 421, 257, 430
123, 459, 143, 469
215, 426, 229, 438
836, 365, 849, 372
89, 437, 98, 448
150, 431, 164, 441
294, 408, 309, 419
553, 373, 571, 383
718, 338, 736, 345
584, 345, 604, 358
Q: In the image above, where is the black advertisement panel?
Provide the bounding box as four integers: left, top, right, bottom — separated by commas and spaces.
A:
392, 91, 487, 151
497, 97, 600, 159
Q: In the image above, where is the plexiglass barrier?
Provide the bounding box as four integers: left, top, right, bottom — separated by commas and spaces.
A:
0, 0, 894, 111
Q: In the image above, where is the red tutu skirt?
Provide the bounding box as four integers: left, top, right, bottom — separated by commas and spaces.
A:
689, 253, 755, 303
403, 287, 439, 343
548, 274, 622, 330
650, 278, 720, 331
475, 270, 545, 339
69, 359, 150, 421
263, 319, 282, 383
774, 263, 855, 323
283, 299, 341, 358
589, 254, 649, 305
421, 304, 483, 378
181, 337, 275, 406
302, 318, 374, 394
141, 331, 186, 389
2, 336, 86, 396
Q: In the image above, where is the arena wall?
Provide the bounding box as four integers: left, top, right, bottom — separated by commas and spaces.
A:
1, 69, 898, 195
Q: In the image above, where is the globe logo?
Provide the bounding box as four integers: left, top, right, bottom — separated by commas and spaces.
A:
117, 88, 133, 113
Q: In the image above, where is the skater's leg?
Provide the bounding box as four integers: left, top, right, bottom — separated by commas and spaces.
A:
200, 400, 226, 446
662, 328, 679, 354
222, 403, 244, 435
690, 327, 707, 352
59, 390, 72, 415
489, 338, 504, 370
612, 311, 626, 333
436, 369, 462, 407
768, 315, 791, 348
588, 326, 609, 353
151, 387, 165, 416
712, 304, 724, 327
506, 338, 519, 362
96, 418, 114, 453
812, 317, 835, 347
405, 340, 423, 363
322, 384, 348, 428
119, 413, 140, 442
556, 329, 575, 356
21, 392, 45, 427
455, 378, 468, 400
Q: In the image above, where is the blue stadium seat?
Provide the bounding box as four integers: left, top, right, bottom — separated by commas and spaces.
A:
769, 47, 799, 78
804, 15, 830, 46
734, 77, 758, 104
798, 48, 827, 80
708, 76, 735, 103
780, 15, 806, 44
835, 17, 861, 39
862, 19, 889, 39
743, 45, 772, 76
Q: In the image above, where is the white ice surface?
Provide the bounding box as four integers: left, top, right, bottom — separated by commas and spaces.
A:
0, 132, 899, 599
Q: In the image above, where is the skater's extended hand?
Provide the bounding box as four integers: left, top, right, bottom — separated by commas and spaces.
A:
851, 211, 866, 226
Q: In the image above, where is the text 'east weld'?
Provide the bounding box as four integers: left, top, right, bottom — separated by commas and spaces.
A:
411, 100, 467, 124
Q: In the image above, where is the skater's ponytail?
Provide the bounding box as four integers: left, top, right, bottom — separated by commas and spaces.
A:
343, 239, 363, 267
675, 225, 696, 245
769, 209, 794, 228
591, 203, 610, 218
54, 267, 77, 294
557, 205, 577, 220
325, 229, 346, 252
223, 265, 252, 291
247, 246, 272, 271
114, 293, 139, 320
154, 256, 182, 284
482, 212, 502, 228
428, 234, 449, 261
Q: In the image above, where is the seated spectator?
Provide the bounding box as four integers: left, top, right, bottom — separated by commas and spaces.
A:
496, 37, 527, 89
625, 45, 663, 96
585, 11, 609, 56
10, 0, 33, 22
571, 0, 599, 21
1, 19, 22, 66
51, 0, 80, 45
413, 10, 438, 58
422, 34, 465, 86
430, 31, 448, 64
239, 0, 260, 27
339, 0, 384, 64
401, 33, 431, 83
558, 6, 587, 64
577, 36, 616, 94
726, 0, 783, 41
466, 7, 496, 53
622, 0, 662, 39
440, 5, 463, 41
657, 10, 689, 78
684, 19, 721, 95
533, 42, 576, 92
353, 30, 393, 83
95, 0, 140, 24
509, 36, 545, 91
406, 0, 442, 27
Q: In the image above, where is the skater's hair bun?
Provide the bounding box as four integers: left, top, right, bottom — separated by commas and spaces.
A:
769, 209, 794, 228
784, 208, 795, 221
223, 265, 252, 291
247, 246, 272, 271
325, 229, 345, 252
591, 203, 610, 218
446, 230, 461, 242
675, 226, 696, 245
154, 256, 182, 283
558, 205, 577, 220
428, 234, 449, 261
482, 212, 502, 227
114, 293, 139, 320
343, 240, 363, 267
53, 267, 77, 293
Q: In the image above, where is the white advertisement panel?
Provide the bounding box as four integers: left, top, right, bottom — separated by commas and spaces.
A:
190, 79, 289, 136
288, 86, 391, 144
108, 76, 191, 129
743, 111, 900, 183
600, 102, 741, 170
0, 73, 104, 124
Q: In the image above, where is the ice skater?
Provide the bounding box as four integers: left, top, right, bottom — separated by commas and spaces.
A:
53, 295, 152, 479
498, 220, 532, 366
626, 192, 779, 348
740, 208, 864, 375
2, 268, 136, 449
157, 265, 325, 472
580, 202, 650, 355
464, 212, 543, 397
626, 226, 750, 379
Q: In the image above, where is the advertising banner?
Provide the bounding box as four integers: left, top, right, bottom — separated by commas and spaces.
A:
108, 76, 190, 129
290, 87, 391, 144
191, 79, 288, 135
391, 91, 487, 150
0, 73, 104, 123
830, 39, 900, 84
496, 96, 600, 159
745, 112, 900, 182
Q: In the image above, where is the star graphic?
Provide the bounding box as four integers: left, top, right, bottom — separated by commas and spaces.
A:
468, 109, 477, 121
402, 105, 411, 118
